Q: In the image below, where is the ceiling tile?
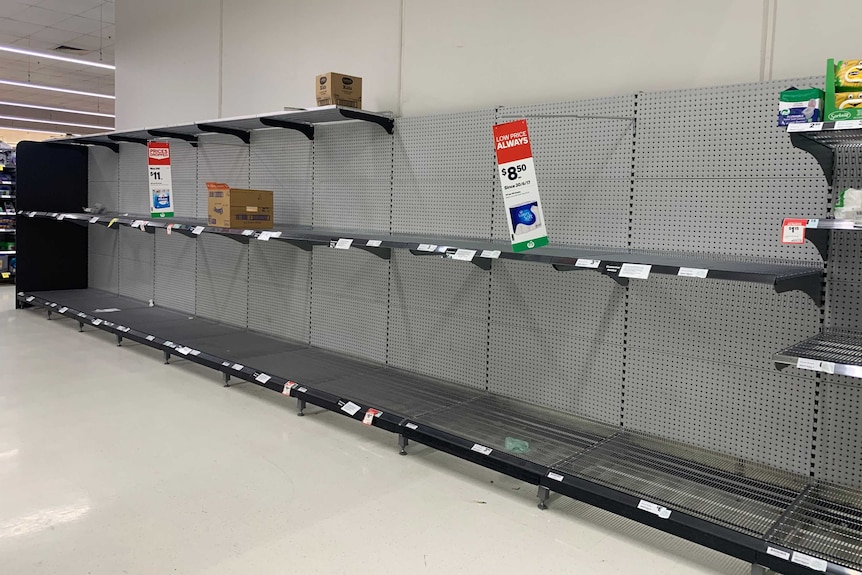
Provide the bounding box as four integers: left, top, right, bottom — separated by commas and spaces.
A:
65, 33, 103, 50
28, 26, 82, 45
79, 2, 113, 24
37, 0, 111, 16
14, 6, 70, 26
0, 19, 42, 36
0, 4, 30, 19
52, 14, 103, 35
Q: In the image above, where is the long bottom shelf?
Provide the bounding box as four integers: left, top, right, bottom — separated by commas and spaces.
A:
17, 288, 862, 575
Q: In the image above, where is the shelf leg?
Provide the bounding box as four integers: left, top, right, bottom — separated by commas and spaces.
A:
537, 485, 550, 510
223, 372, 230, 387
116, 334, 123, 347
297, 398, 306, 416
78, 322, 83, 332
46, 310, 52, 320
750, 564, 767, 575
163, 351, 170, 364
398, 434, 408, 456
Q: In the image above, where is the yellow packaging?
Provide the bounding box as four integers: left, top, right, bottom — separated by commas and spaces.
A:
835, 92, 862, 110
836, 60, 862, 90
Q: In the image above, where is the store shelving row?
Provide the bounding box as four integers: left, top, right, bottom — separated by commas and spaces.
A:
27, 210, 825, 302
15, 287, 862, 575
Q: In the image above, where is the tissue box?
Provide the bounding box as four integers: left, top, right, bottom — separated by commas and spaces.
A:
778, 87, 823, 126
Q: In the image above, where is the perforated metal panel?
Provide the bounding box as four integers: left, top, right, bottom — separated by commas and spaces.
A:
496, 97, 635, 247
388, 251, 487, 389
118, 226, 154, 303
248, 241, 311, 343
310, 247, 388, 363
88, 146, 118, 211
88, 226, 118, 293
633, 77, 827, 261
817, 377, 862, 487
118, 142, 148, 214
153, 229, 196, 314
488, 260, 625, 425
826, 149, 862, 331
196, 134, 250, 219
250, 129, 312, 226
168, 142, 198, 219
393, 110, 494, 238
195, 233, 247, 327
312, 122, 391, 232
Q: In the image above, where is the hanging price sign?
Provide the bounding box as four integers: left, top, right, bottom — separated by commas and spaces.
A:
148, 142, 175, 218
493, 120, 548, 252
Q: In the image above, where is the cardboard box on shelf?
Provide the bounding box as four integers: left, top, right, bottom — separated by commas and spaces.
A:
315, 72, 362, 108
825, 58, 862, 121
206, 182, 273, 229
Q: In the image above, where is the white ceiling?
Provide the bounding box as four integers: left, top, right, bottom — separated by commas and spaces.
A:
0, 0, 114, 136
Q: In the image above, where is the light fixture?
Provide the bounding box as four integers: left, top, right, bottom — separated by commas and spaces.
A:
0, 45, 114, 70
0, 79, 114, 99
0, 114, 110, 130
0, 125, 77, 136
0, 100, 114, 118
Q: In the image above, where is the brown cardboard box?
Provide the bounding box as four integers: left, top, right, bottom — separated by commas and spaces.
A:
316, 72, 362, 108
206, 182, 274, 229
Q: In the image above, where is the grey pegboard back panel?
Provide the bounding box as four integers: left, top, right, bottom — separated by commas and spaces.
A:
88, 226, 118, 293
817, 377, 862, 487
826, 149, 862, 331
312, 122, 392, 233
388, 251, 487, 389
631, 178, 826, 260
250, 129, 312, 226
167, 142, 198, 219
625, 348, 815, 474
118, 142, 148, 215
627, 277, 821, 371
88, 145, 118, 183
195, 233, 248, 327
153, 230, 196, 314
196, 134, 250, 220
118, 226, 154, 303
392, 110, 494, 238
488, 260, 625, 425
634, 76, 825, 179
310, 247, 388, 363
248, 241, 311, 343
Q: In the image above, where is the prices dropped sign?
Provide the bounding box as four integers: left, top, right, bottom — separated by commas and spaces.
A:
148, 142, 175, 218
493, 120, 548, 252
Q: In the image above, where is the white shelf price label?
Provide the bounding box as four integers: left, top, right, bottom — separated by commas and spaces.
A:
25, 296, 34, 302
58, 307, 68, 313
362, 408, 381, 425
834, 119, 862, 130
637, 500, 671, 519
192, 226, 205, 235
451, 249, 476, 261
575, 259, 601, 268
620, 263, 652, 279
242, 229, 255, 236
417, 244, 437, 252
547, 471, 564, 482
766, 547, 791, 561
117, 326, 130, 333
791, 551, 828, 572
190, 349, 201, 356
365, 239, 382, 247
334, 238, 353, 249
787, 122, 823, 132
677, 267, 709, 278
480, 250, 501, 259
405, 422, 418, 430
232, 363, 244, 371
782, 218, 807, 244
340, 401, 361, 416
56, 214, 66, 220
282, 381, 297, 396
471, 444, 493, 456
255, 373, 271, 384
257, 231, 272, 241
805, 219, 819, 228
796, 357, 835, 374
91, 319, 102, 326
176, 346, 192, 355
145, 335, 156, 341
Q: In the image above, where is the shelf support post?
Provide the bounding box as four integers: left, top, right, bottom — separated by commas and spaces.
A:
163, 351, 170, 364
78, 321, 83, 332
537, 485, 550, 510
297, 398, 306, 416
398, 434, 408, 456
223, 372, 230, 387
116, 334, 122, 347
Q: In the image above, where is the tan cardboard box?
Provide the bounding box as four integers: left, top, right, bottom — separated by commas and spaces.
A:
316, 72, 362, 108
206, 182, 274, 229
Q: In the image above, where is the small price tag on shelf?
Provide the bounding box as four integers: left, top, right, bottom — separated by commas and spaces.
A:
334, 238, 353, 249
619, 263, 652, 279
255, 373, 271, 384
340, 401, 361, 416
91, 319, 103, 326
791, 551, 828, 572
782, 218, 807, 244
232, 363, 244, 371
766, 547, 791, 561
417, 244, 437, 252
637, 499, 671, 519
1, 272, 8, 279
25, 296, 34, 302
117, 326, 130, 333
89, 216, 99, 224
282, 381, 297, 396
834, 119, 862, 130
58, 307, 68, 313
480, 250, 501, 259
677, 267, 709, 278
796, 357, 835, 374
164, 341, 176, 348
450, 249, 476, 262
575, 259, 601, 268
362, 408, 381, 425
242, 230, 255, 236
405, 422, 418, 430
805, 219, 819, 228
145, 335, 156, 342
190, 349, 200, 356
471, 444, 493, 456
166, 224, 173, 235
787, 122, 823, 132
365, 239, 382, 247
547, 471, 564, 482
192, 226, 205, 235
176, 346, 192, 356
56, 214, 66, 220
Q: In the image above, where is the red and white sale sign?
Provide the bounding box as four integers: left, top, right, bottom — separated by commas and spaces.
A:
147, 142, 174, 218
493, 120, 548, 252
781, 218, 807, 244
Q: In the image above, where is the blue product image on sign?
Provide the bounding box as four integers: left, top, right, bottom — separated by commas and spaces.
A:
514, 206, 536, 225
153, 190, 171, 209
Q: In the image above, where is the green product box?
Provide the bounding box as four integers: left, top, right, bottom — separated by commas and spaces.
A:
825, 58, 862, 121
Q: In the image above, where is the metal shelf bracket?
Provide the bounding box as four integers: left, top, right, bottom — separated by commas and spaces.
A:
337, 108, 395, 134
148, 129, 199, 147
259, 117, 314, 140
196, 123, 251, 144
789, 133, 834, 186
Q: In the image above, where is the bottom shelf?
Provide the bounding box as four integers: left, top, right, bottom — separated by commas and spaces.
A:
17, 288, 862, 575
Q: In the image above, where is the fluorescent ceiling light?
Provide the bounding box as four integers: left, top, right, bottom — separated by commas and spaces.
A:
0, 100, 114, 118
0, 79, 114, 99
0, 45, 114, 70
0, 125, 77, 136
0, 115, 109, 130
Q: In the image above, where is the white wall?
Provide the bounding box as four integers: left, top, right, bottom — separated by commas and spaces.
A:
115, 0, 862, 127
